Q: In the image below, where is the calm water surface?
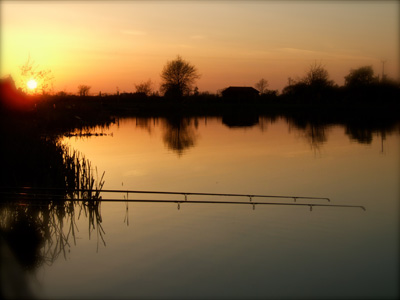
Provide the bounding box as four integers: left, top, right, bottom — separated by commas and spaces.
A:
11, 117, 400, 298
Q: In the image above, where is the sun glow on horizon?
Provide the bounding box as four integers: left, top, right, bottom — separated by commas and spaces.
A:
27, 79, 37, 90
1, 1, 398, 94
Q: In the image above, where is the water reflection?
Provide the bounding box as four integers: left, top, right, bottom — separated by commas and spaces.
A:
134, 117, 157, 134
290, 121, 328, 152
0, 195, 104, 298
0, 186, 364, 275
0, 120, 105, 297
345, 127, 373, 144
0, 197, 103, 269
280, 114, 399, 152
71, 113, 399, 156
222, 112, 259, 128
162, 115, 199, 156
134, 114, 398, 154
2, 111, 398, 298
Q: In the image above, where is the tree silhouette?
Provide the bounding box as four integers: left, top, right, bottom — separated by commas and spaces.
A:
281, 62, 336, 101
78, 85, 91, 96
302, 62, 333, 88
19, 56, 54, 94
135, 79, 153, 96
344, 66, 377, 87
255, 78, 268, 94
160, 55, 200, 98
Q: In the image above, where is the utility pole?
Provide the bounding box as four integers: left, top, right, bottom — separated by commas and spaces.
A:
381, 60, 387, 82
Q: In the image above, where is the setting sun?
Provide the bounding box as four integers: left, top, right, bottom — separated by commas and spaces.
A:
27, 79, 37, 90
1, 2, 398, 94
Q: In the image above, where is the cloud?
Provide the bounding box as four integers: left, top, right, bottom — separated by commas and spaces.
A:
177, 44, 193, 48
190, 35, 206, 40
121, 29, 146, 36
278, 47, 375, 61
280, 47, 320, 55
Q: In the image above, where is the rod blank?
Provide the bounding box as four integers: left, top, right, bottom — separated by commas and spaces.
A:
0, 196, 365, 211
0, 187, 330, 202
1, 187, 366, 211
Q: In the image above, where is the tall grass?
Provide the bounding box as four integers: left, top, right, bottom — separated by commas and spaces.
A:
0, 142, 106, 270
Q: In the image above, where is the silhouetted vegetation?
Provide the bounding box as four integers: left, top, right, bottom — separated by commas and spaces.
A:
2, 57, 399, 120
0, 189, 104, 270
255, 78, 269, 95
1, 57, 399, 271
78, 84, 91, 96
0, 53, 398, 299
1, 59, 399, 179
0, 124, 105, 275
135, 79, 154, 96
344, 66, 378, 88
19, 56, 54, 95
281, 62, 338, 103
160, 55, 200, 98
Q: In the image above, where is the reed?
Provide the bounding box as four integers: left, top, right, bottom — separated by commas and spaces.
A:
0, 142, 106, 269
61, 144, 106, 252
60, 143, 105, 200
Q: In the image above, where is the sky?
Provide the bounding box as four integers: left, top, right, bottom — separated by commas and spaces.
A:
1, 0, 399, 95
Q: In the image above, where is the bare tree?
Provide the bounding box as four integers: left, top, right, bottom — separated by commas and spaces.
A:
135, 79, 153, 96
255, 78, 269, 94
160, 55, 200, 97
301, 62, 333, 87
20, 56, 54, 94
78, 85, 91, 96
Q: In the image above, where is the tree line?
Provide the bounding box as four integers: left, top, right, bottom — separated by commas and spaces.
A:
1, 55, 399, 108
70, 56, 400, 105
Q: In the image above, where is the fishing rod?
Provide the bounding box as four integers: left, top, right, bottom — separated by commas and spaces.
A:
101, 198, 365, 211
0, 187, 330, 202
0, 196, 365, 211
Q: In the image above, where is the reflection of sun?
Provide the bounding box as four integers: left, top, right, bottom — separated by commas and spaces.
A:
27, 79, 37, 90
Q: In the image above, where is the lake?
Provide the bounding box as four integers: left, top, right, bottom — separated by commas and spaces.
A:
2, 115, 399, 299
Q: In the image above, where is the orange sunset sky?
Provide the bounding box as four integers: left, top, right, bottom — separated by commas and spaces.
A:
1, 0, 399, 95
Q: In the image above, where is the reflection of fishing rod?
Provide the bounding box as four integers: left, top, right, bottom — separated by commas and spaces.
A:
0, 187, 330, 202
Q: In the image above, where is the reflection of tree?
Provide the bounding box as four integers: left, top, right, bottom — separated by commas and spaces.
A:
343, 117, 399, 145
304, 124, 327, 151
162, 116, 198, 156
345, 127, 373, 144
134, 117, 158, 134
287, 118, 328, 151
